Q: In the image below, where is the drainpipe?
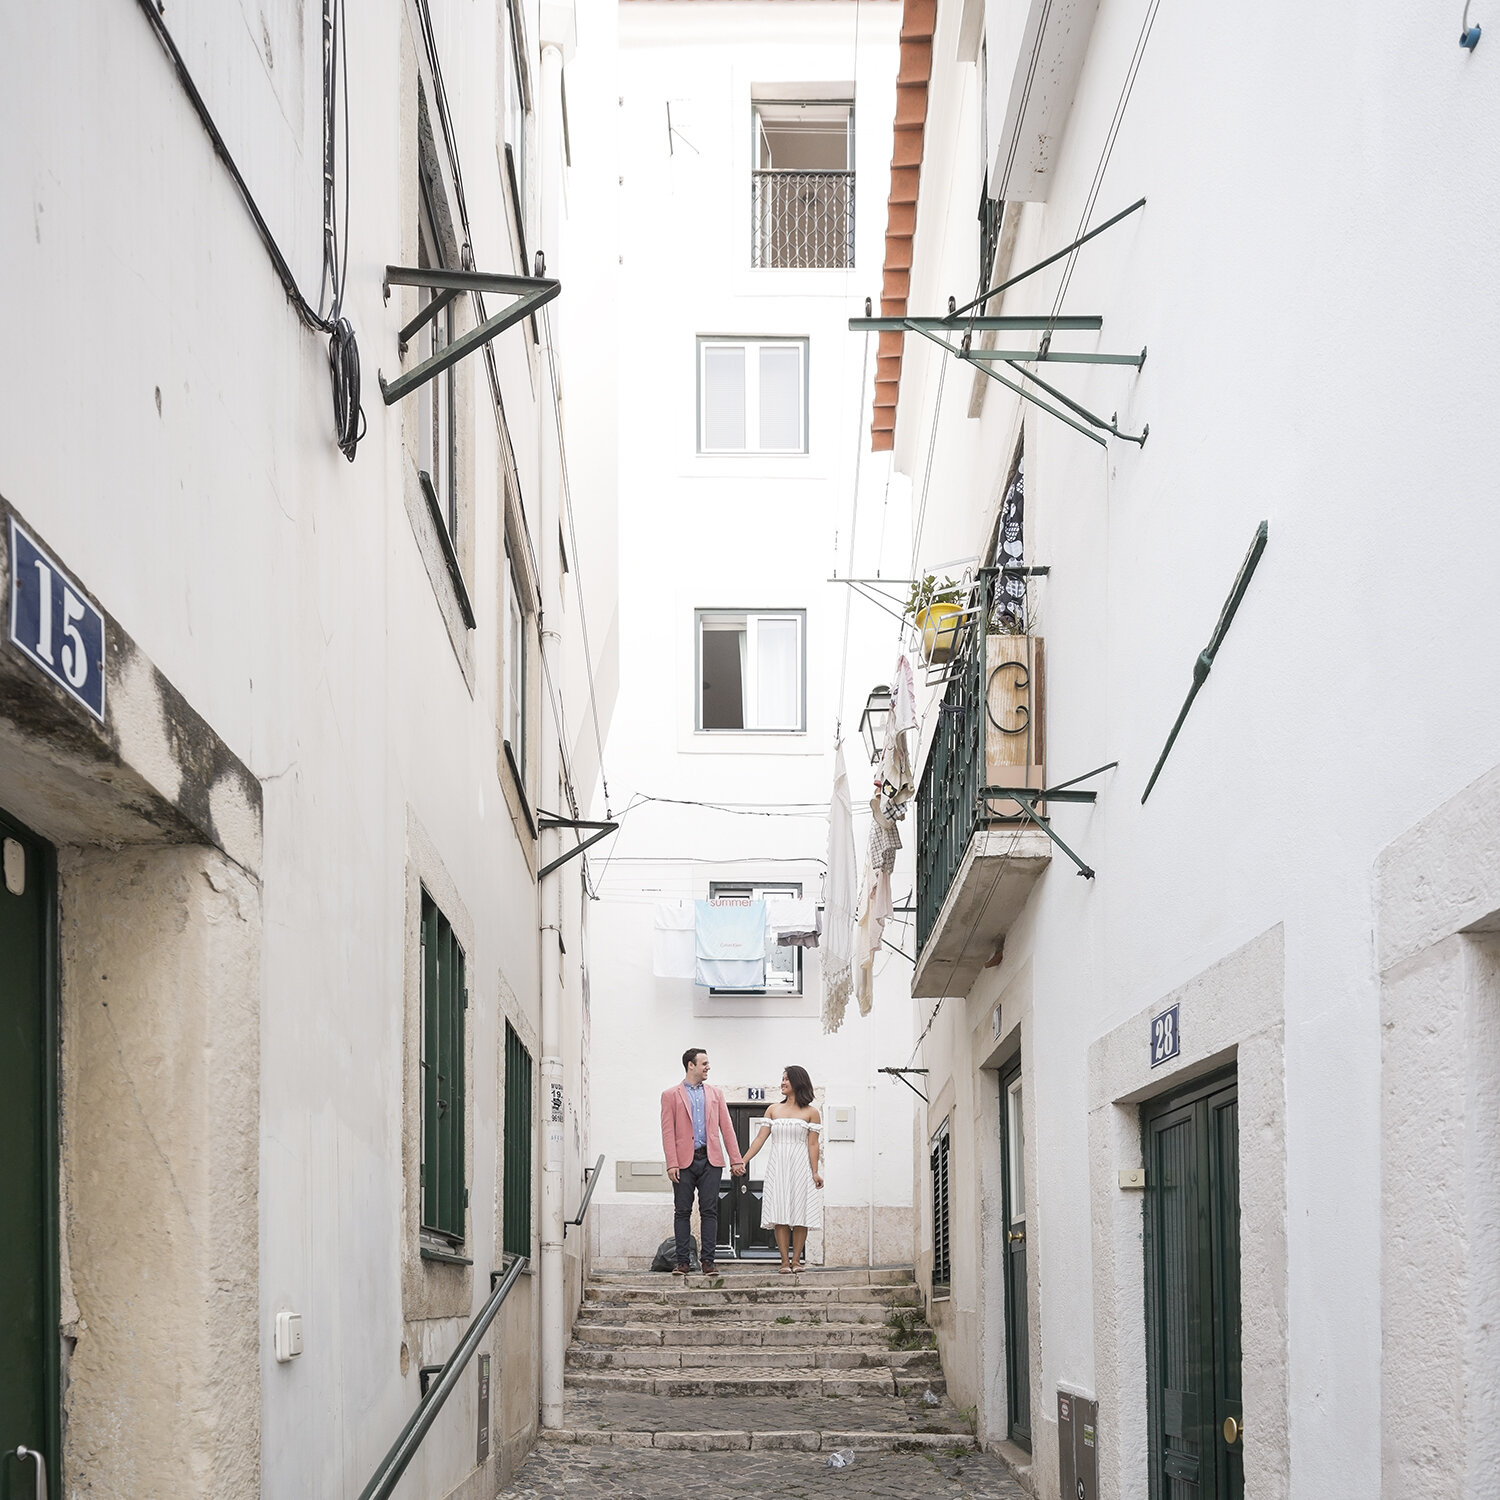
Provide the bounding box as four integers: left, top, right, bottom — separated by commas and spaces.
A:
537, 0, 575, 1432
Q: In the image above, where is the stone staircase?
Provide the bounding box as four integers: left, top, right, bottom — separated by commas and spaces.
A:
543, 1264, 976, 1452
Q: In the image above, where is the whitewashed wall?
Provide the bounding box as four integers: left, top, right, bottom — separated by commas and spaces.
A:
893, 0, 1500, 1493
571, 0, 921, 1270
0, 0, 611, 1494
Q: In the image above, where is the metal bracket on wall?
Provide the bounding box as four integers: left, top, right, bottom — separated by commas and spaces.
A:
878, 1066, 930, 1103
378, 266, 560, 404
1141, 521, 1268, 803
981, 761, 1119, 880
537, 812, 620, 879
847, 196, 1149, 446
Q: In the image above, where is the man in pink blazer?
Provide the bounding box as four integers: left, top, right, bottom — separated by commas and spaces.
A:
661, 1047, 745, 1274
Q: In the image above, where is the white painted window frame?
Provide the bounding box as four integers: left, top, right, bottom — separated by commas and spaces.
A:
696, 337, 809, 454
696, 609, 806, 733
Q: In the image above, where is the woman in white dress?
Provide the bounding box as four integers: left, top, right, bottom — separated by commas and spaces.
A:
741, 1065, 824, 1273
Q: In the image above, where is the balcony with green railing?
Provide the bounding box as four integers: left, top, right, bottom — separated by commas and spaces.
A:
912, 569, 1053, 998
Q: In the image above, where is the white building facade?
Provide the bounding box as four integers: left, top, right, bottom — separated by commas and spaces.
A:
1, 0, 616, 1494
871, 0, 1500, 1497
577, 0, 923, 1272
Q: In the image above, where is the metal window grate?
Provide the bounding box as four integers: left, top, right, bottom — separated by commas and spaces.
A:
421, 892, 467, 1243
751, 171, 854, 269
503, 1021, 534, 1259
931, 1119, 951, 1292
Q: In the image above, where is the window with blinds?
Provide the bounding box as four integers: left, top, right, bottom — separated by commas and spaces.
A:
931, 1117, 952, 1295
503, 1021, 534, 1261
697, 337, 808, 453
420, 891, 467, 1248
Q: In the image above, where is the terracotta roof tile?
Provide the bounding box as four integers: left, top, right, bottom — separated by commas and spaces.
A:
868, 0, 932, 449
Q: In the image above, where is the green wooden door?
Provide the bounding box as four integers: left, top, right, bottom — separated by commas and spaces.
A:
0, 810, 57, 1499
1143, 1072, 1242, 1500
1000, 1061, 1032, 1449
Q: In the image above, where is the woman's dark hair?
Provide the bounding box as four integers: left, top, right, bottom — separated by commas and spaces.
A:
783, 1064, 814, 1108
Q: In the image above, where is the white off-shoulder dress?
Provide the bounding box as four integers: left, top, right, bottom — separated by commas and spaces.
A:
753, 1116, 824, 1229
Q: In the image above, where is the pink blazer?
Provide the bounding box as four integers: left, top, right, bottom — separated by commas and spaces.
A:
660, 1082, 744, 1171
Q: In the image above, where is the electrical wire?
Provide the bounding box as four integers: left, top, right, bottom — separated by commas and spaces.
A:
322, 0, 364, 460
541, 302, 614, 816
835, 331, 874, 742
130, 0, 365, 459
1049, 0, 1163, 320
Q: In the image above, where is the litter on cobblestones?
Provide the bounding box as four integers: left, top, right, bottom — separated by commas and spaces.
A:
921, 1388, 942, 1406
825, 1449, 857, 1468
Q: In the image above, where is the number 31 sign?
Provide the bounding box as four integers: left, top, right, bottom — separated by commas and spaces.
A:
9, 519, 106, 721
1150, 1003, 1181, 1069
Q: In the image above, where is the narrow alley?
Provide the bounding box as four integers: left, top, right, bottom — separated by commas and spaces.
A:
1, 0, 1496, 1497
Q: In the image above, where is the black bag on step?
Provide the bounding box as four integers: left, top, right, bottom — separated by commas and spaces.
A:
650, 1236, 699, 1271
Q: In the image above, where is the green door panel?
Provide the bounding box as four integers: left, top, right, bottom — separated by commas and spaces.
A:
1000, 1060, 1032, 1450
1144, 1073, 1240, 1500
0, 809, 57, 1500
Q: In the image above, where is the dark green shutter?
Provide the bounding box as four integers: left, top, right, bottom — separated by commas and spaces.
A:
931, 1120, 951, 1291
420, 891, 466, 1244
503, 1022, 533, 1260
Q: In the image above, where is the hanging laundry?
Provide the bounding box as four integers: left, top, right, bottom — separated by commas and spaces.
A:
892, 653, 918, 734
694, 898, 766, 989
878, 669, 915, 823
854, 795, 899, 1014
766, 896, 821, 949
652, 900, 697, 980
822, 743, 858, 1033
854, 861, 894, 1016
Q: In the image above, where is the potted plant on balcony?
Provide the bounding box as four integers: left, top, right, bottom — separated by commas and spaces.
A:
904, 574, 966, 665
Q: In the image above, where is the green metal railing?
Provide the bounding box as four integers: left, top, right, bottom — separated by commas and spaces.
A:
356, 1255, 526, 1500
915, 572, 994, 960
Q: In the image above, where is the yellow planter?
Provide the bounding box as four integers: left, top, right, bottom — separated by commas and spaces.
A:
914, 602, 962, 664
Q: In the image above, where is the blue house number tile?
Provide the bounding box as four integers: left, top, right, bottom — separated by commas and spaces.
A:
9, 519, 106, 721
1150, 1003, 1181, 1069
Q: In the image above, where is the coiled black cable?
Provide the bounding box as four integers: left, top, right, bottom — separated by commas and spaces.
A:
328, 318, 364, 462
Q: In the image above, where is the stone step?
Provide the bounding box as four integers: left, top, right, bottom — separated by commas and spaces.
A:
564, 1368, 946, 1399
572, 1320, 934, 1348
583, 1283, 920, 1309
587, 1265, 915, 1291
566, 1350, 939, 1374
544, 1390, 967, 1445
576, 1300, 910, 1326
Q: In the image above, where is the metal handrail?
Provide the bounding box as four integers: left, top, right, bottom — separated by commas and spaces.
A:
356, 1254, 527, 1500
563, 1154, 606, 1238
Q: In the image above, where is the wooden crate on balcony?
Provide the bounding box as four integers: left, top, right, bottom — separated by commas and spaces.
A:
983, 634, 1045, 799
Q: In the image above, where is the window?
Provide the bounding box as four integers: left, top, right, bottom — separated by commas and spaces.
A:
421, 891, 467, 1250
503, 0, 529, 240
930, 1118, 951, 1294
751, 100, 854, 269
696, 610, 805, 732
504, 547, 527, 774
708, 882, 803, 994
502, 1021, 534, 1260
417, 178, 458, 541
698, 338, 807, 453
